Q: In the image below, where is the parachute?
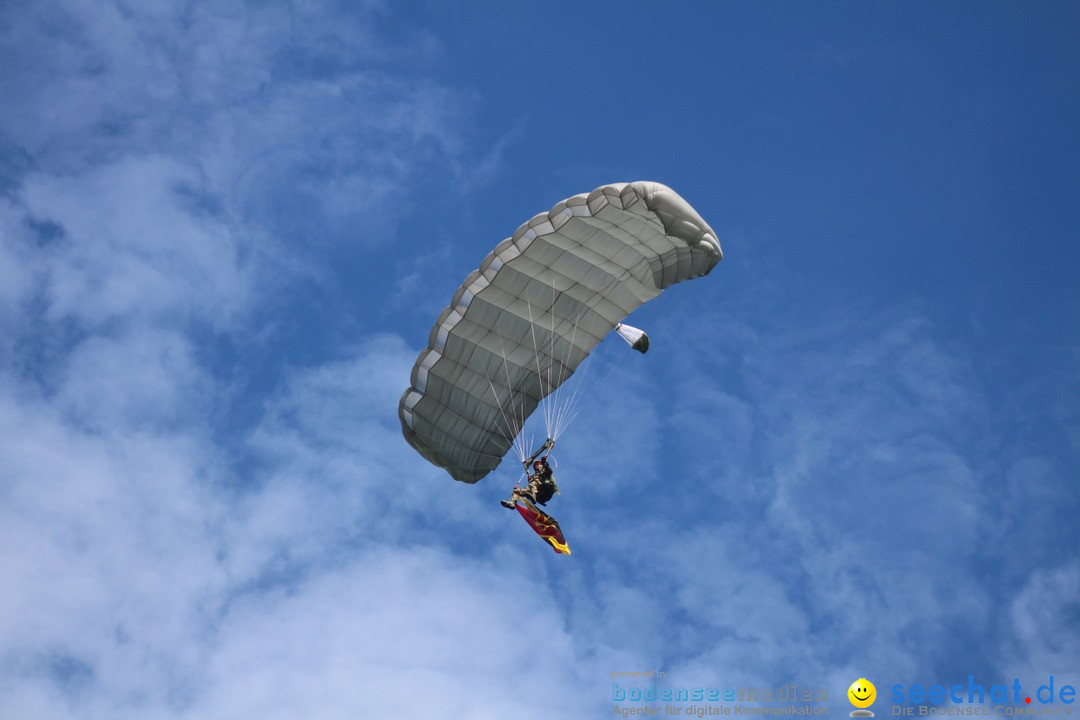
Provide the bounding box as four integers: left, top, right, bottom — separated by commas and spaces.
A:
399, 181, 722, 483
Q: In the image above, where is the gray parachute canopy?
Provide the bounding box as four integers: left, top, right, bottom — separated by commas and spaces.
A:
399, 181, 722, 483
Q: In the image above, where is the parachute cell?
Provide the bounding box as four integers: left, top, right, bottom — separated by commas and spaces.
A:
399, 181, 721, 483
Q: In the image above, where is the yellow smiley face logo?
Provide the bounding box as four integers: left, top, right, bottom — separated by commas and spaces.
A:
848, 678, 876, 708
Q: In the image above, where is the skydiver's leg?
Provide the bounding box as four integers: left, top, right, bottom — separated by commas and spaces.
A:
503, 480, 538, 508
502, 485, 527, 508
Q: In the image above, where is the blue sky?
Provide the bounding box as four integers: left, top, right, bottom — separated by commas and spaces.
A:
2, 1, 1078, 718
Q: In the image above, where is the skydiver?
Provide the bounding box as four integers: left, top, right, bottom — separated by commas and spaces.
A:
501, 439, 558, 509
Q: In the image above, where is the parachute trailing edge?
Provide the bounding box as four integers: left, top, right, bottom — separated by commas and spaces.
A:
399, 181, 722, 483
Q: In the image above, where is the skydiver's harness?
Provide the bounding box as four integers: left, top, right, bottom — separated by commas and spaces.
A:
521, 438, 559, 506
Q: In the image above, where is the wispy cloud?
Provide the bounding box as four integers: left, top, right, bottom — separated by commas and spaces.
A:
543, 296, 1077, 697
0, 2, 500, 717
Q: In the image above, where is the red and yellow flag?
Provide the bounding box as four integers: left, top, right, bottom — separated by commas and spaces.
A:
515, 499, 571, 555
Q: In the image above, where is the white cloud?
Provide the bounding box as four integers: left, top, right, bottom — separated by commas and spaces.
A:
0, 330, 596, 718
194, 547, 589, 719
16, 156, 251, 331
2, 0, 473, 252
0, 393, 228, 718
55, 327, 214, 433
1005, 561, 1080, 683
0, 3, 511, 717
